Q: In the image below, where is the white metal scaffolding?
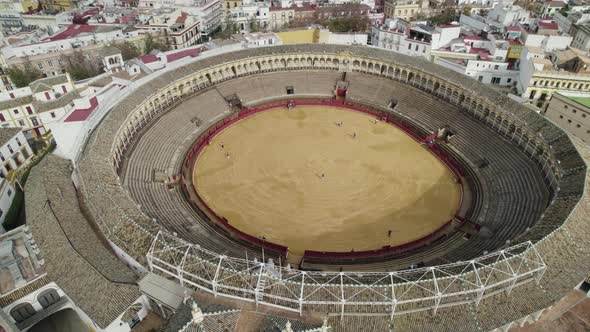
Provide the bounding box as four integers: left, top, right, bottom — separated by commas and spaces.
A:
146, 231, 546, 318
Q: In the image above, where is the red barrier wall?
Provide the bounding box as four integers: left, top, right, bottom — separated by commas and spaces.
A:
182, 99, 467, 261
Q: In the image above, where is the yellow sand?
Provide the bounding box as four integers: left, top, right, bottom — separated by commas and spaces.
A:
193, 106, 461, 255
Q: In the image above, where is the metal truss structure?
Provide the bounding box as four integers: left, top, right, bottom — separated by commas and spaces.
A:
147, 231, 546, 318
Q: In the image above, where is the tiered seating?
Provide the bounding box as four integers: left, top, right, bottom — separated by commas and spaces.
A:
216, 71, 340, 105
314, 72, 551, 269
125, 70, 556, 271
124, 89, 269, 259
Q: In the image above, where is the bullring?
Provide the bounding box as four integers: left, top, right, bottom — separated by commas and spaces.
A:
72, 44, 589, 331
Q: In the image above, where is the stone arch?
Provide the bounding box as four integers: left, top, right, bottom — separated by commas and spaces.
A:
433, 81, 440, 92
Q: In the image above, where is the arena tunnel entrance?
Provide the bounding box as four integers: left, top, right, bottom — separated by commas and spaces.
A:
28, 308, 90, 332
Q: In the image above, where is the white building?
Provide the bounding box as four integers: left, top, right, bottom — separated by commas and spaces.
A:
0, 128, 33, 228
137, 0, 223, 40
228, 0, 271, 33
232, 31, 282, 46
136, 9, 202, 50
517, 47, 590, 108
1, 24, 129, 59
0, 178, 14, 229
522, 29, 573, 52
486, 4, 531, 29
0, 128, 33, 180
0, 74, 77, 138
372, 20, 460, 59
572, 23, 590, 50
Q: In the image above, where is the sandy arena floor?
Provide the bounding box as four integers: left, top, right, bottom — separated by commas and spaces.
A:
193, 106, 461, 254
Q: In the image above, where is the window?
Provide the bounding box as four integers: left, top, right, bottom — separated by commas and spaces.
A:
48, 60, 53, 67
0, 114, 5, 122
25, 106, 33, 115
37, 63, 43, 70
559, 115, 564, 119
7, 189, 11, 197
37, 289, 61, 309
408, 43, 411, 50
18, 120, 24, 126
507, 78, 511, 83
62, 85, 67, 93
491, 77, 501, 84
8, 92, 14, 98
31, 117, 38, 126
494, 65, 499, 70
0, 153, 4, 162
7, 144, 13, 154
50, 112, 56, 118
15, 138, 21, 147
573, 110, 577, 113
13, 109, 18, 115
478, 76, 483, 82
10, 303, 36, 323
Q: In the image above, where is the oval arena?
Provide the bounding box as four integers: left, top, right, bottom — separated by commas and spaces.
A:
71, 45, 590, 331
192, 103, 462, 255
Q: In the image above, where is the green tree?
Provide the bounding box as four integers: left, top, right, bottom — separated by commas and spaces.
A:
114, 41, 141, 60
249, 19, 261, 33
429, 9, 457, 25
144, 32, 170, 54
60, 52, 101, 81
7, 61, 42, 88
462, 5, 472, 16
415, 13, 427, 20
215, 15, 237, 39
326, 15, 369, 33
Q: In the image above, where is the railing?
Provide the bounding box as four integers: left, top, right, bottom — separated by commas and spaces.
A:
147, 231, 546, 318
